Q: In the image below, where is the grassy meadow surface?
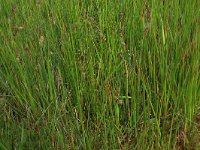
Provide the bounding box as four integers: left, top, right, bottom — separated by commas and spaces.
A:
0, 0, 199, 149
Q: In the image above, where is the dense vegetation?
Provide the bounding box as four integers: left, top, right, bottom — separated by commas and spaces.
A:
0, 0, 199, 149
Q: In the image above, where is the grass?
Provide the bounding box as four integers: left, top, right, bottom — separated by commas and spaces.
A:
0, 0, 199, 149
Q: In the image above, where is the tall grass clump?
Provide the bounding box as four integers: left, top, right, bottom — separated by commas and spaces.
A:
0, 0, 199, 149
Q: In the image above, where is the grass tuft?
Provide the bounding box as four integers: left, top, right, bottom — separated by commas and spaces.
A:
0, 0, 199, 149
